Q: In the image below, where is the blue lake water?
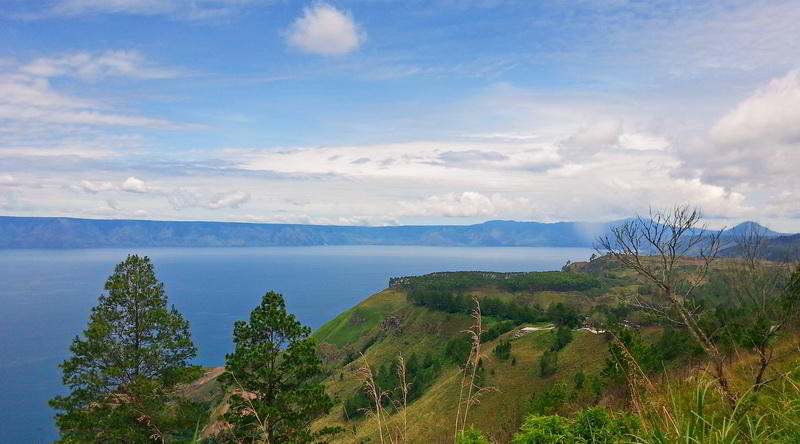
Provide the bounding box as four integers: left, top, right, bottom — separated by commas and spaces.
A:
0, 245, 594, 442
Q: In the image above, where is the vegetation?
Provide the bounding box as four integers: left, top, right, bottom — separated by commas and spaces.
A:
49, 255, 201, 443
493, 340, 512, 361
343, 352, 441, 419
407, 289, 544, 323
219, 291, 341, 443
550, 327, 573, 352
512, 407, 638, 444
49, 221, 800, 443
597, 206, 800, 407
539, 350, 559, 377
395, 271, 600, 294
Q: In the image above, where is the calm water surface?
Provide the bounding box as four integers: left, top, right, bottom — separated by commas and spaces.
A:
0, 245, 594, 442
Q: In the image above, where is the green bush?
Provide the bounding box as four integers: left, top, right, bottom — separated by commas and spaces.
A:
457, 426, 492, 444
550, 327, 574, 351
494, 340, 512, 360
512, 415, 571, 444
574, 371, 585, 390
512, 408, 638, 444
481, 320, 518, 342
528, 382, 568, 415
539, 350, 558, 377
571, 407, 638, 443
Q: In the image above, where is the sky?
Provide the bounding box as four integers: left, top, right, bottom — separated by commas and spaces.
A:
1, 0, 799, 231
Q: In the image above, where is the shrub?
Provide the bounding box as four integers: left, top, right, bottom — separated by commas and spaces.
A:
539, 350, 558, 377
528, 382, 568, 415
512, 408, 639, 444
494, 340, 512, 360
571, 407, 638, 444
481, 320, 518, 342
457, 426, 492, 444
547, 303, 582, 328
446, 335, 473, 366
550, 327, 574, 351
512, 415, 571, 444
574, 371, 585, 390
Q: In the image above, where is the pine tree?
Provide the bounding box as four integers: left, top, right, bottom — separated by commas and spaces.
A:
49, 254, 198, 443
220, 290, 341, 443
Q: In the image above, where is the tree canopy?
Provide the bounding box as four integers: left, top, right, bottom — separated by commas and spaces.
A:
49, 254, 198, 443
220, 290, 340, 443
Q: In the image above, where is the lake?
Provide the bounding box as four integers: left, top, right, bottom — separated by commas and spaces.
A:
0, 245, 594, 442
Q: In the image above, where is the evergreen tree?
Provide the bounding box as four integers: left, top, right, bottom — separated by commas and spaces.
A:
49, 255, 198, 443
220, 291, 341, 443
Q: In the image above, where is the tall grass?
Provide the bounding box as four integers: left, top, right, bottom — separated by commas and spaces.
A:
627, 344, 800, 444
355, 353, 410, 444
454, 298, 497, 444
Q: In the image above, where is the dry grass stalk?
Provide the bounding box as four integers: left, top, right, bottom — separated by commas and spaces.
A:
392, 355, 409, 444
354, 353, 411, 444
356, 356, 387, 444
453, 298, 497, 443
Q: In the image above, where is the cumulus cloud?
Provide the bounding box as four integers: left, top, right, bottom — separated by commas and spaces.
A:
0, 175, 15, 185
78, 179, 114, 193
673, 69, 800, 205
398, 192, 530, 218
286, 3, 365, 56
709, 70, 800, 147
168, 189, 250, 210
120, 176, 148, 193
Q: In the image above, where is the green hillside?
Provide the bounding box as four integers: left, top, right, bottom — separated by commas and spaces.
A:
188, 255, 800, 443
308, 263, 632, 443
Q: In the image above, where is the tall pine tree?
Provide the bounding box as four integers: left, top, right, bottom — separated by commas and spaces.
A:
220, 291, 341, 443
49, 255, 198, 443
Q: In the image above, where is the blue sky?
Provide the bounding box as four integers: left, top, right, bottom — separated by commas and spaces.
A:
1, 0, 799, 230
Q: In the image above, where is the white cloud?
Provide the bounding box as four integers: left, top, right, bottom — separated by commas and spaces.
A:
0, 175, 15, 185
207, 191, 250, 209
120, 176, 148, 193
617, 133, 670, 151
34, 0, 258, 20
21, 50, 177, 81
398, 192, 530, 218
168, 189, 250, 210
672, 69, 800, 208
0, 55, 196, 131
244, 213, 398, 226
78, 179, 114, 193
710, 70, 800, 147
286, 3, 365, 56
562, 119, 622, 151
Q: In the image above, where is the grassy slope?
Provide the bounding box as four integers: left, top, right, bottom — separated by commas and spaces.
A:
310, 275, 618, 443
189, 257, 800, 443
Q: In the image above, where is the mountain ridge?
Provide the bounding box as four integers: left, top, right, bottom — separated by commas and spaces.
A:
0, 215, 790, 249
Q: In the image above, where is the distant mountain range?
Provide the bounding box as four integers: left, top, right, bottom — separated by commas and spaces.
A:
0, 216, 794, 251
719, 233, 800, 261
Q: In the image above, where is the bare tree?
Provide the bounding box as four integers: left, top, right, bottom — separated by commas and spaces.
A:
725, 225, 800, 391
595, 205, 738, 406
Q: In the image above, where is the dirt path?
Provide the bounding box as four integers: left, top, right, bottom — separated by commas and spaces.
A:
190, 366, 225, 388
512, 325, 555, 338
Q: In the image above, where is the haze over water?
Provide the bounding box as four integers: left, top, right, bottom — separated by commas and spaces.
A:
0, 245, 593, 442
